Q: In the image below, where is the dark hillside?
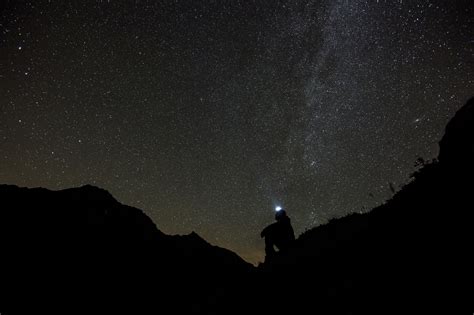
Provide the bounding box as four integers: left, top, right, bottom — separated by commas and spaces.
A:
0, 98, 472, 315
0, 184, 253, 315
259, 97, 474, 314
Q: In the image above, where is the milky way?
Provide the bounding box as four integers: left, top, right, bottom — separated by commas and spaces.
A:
1, 1, 472, 263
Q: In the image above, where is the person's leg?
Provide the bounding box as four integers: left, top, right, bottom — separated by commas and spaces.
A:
264, 232, 277, 263
265, 236, 276, 257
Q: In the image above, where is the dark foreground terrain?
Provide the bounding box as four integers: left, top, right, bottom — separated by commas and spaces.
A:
0, 98, 472, 315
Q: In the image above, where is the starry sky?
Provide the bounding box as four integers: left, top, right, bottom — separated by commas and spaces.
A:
1, 0, 473, 264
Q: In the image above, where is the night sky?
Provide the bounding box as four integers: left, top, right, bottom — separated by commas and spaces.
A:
1, 1, 473, 263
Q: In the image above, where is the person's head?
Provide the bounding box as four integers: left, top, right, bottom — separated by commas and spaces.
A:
275, 209, 287, 221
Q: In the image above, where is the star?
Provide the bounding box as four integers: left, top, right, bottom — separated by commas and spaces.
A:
1, 0, 472, 264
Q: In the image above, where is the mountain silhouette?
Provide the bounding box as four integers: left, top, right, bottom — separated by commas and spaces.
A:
0, 98, 472, 315
257, 97, 474, 314
0, 184, 253, 315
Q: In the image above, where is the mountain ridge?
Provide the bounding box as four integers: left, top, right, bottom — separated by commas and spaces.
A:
0, 97, 472, 315
0, 183, 254, 315
256, 97, 474, 314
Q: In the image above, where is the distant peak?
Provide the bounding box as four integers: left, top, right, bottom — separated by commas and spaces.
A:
188, 231, 206, 241
189, 231, 204, 239
79, 184, 112, 194
62, 184, 118, 204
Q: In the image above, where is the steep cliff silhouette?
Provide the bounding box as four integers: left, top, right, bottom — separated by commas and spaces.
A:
257, 97, 474, 314
0, 98, 472, 315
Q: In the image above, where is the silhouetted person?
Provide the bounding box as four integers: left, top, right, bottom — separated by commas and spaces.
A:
260, 209, 295, 261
